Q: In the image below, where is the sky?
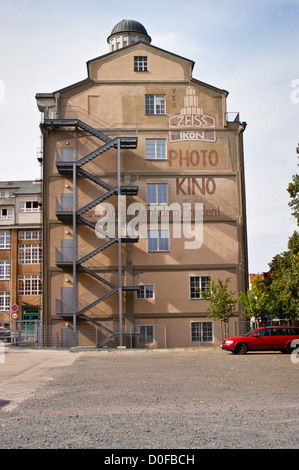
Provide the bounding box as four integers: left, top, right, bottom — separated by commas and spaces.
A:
0, 0, 299, 275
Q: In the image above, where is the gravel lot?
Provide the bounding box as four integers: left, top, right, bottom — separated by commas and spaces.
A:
0, 345, 298, 449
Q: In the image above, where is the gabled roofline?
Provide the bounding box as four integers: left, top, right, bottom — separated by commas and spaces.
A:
86, 41, 195, 72
39, 42, 228, 97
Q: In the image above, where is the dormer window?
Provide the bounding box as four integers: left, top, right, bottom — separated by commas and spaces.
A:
134, 56, 148, 71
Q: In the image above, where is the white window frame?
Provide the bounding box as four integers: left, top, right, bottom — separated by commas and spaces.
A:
145, 95, 166, 115
136, 285, 154, 299
134, 56, 148, 71
0, 208, 12, 220
18, 275, 42, 295
191, 322, 213, 343
0, 260, 10, 280
0, 291, 10, 311
146, 139, 167, 160
19, 201, 41, 212
0, 231, 10, 249
19, 230, 42, 240
147, 229, 169, 252
18, 244, 42, 264
147, 183, 168, 205
190, 276, 211, 299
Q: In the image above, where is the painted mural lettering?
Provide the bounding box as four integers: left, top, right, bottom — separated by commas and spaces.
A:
168, 86, 216, 143
176, 177, 216, 196
169, 149, 219, 168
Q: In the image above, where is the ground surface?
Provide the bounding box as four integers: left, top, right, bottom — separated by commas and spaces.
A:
0, 346, 298, 449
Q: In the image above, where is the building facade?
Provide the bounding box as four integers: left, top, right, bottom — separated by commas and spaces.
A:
36, 20, 248, 347
0, 180, 42, 328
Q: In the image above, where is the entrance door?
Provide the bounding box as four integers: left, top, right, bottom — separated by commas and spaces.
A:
21, 307, 40, 342
21, 306, 40, 328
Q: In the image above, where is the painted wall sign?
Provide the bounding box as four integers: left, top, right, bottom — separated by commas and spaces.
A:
168, 86, 216, 143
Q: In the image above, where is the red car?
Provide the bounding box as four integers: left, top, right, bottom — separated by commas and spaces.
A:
221, 326, 299, 354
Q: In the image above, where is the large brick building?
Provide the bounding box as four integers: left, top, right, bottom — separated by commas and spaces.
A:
36, 20, 248, 347
0, 180, 42, 329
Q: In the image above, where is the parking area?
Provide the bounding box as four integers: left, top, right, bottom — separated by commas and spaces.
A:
0, 346, 298, 449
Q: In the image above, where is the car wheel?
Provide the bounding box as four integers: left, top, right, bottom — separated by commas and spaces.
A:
286, 342, 296, 354
234, 342, 248, 355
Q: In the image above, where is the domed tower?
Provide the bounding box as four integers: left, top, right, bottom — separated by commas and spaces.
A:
107, 19, 151, 51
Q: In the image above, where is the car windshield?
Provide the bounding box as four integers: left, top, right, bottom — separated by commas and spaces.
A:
244, 328, 259, 337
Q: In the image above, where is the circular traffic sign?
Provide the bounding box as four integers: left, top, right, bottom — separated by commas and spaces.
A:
11, 312, 19, 320
11, 304, 18, 312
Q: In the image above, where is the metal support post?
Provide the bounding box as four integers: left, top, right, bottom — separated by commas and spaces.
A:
72, 129, 78, 347
117, 138, 123, 346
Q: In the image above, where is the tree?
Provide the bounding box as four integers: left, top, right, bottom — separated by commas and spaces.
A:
268, 231, 299, 320
287, 172, 299, 225
203, 278, 237, 339
237, 274, 276, 323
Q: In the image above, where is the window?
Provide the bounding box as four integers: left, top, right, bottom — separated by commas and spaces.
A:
0, 261, 10, 280
191, 322, 213, 343
0, 291, 10, 311
134, 56, 147, 71
0, 208, 12, 220
147, 183, 168, 205
145, 95, 165, 115
148, 229, 169, 252
137, 285, 154, 299
0, 231, 10, 249
0, 192, 6, 198
19, 201, 41, 212
19, 231, 41, 240
18, 275, 42, 295
146, 139, 166, 160
190, 276, 211, 299
18, 244, 42, 264
139, 325, 154, 343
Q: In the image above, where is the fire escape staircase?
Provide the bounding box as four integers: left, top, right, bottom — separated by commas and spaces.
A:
47, 118, 139, 343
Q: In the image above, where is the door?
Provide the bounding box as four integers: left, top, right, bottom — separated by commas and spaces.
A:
61, 287, 74, 315
249, 328, 272, 350
21, 306, 40, 330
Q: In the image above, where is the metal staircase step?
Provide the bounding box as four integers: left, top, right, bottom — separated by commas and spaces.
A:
76, 187, 117, 216
77, 168, 113, 191
77, 265, 117, 289
78, 287, 119, 316
77, 238, 117, 264
43, 119, 112, 143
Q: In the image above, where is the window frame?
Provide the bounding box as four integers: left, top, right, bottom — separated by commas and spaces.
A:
19, 201, 41, 213
145, 95, 166, 115
147, 229, 169, 252
134, 56, 148, 72
191, 321, 213, 343
139, 325, 154, 343
0, 291, 10, 311
18, 275, 42, 295
190, 275, 211, 299
0, 208, 13, 220
146, 183, 168, 205
0, 231, 11, 249
146, 139, 167, 160
19, 230, 42, 240
136, 285, 154, 300
0, 260, 10, 280
18, 243, 42, 264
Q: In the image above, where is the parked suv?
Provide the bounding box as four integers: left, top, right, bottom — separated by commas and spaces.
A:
221, 326, 299, 354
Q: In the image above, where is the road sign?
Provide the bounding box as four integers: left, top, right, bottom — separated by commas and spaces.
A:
11, 304, 18, 312
11, 312, 19, 320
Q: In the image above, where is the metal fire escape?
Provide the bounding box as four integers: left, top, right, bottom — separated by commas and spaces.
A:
43, 118, 139, 346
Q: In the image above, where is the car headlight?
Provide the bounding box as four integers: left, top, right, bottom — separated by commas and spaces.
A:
224, 340, 234, 344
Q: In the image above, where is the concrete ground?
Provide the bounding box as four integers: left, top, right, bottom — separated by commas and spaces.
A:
0, 345, 298, 449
